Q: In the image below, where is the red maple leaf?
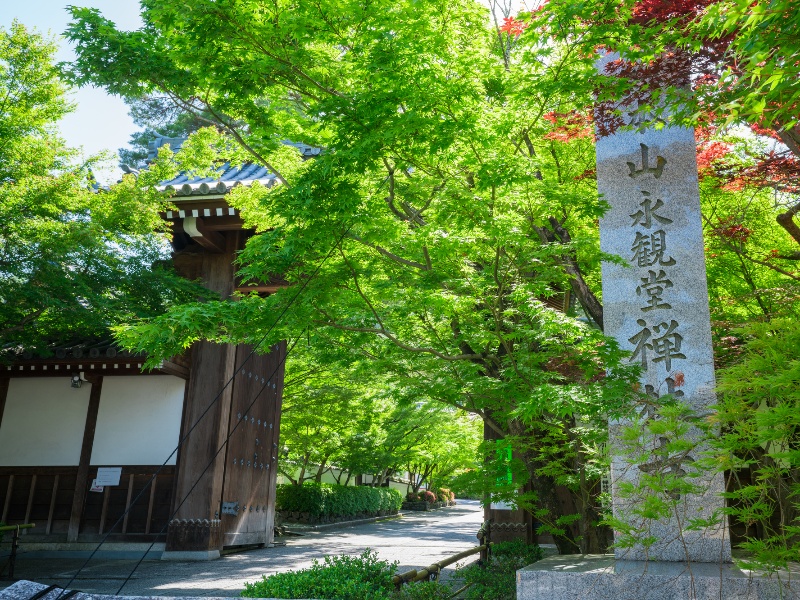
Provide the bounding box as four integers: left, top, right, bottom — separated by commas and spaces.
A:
499, 17, 529, 37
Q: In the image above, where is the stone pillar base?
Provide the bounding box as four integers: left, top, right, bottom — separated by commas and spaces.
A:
164, 518, 221, 556
517, 555, 795, 600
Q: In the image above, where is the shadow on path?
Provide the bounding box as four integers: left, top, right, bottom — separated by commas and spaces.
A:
1, 500, 484, 597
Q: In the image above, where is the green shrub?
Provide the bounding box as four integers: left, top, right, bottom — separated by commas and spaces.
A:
393, 581, 451, 599
242, 550, 396, 600
406, 490, 437, 503
276, 483, 329, 517
379, 488, 403, 512
457, 540, 543, 600
276, 484, 403, 519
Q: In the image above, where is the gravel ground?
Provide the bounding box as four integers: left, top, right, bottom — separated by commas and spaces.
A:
1, 500, 484, 597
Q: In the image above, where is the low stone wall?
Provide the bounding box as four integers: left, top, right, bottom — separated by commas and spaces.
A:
401, 500, 457, 512
277, 509, 399, 525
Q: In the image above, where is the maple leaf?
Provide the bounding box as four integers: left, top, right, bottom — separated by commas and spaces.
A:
498, 17, 528, 37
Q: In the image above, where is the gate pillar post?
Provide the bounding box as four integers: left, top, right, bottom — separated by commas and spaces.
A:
164, 239, 238, 560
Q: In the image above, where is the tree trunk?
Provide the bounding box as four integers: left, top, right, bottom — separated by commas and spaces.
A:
314, 455, 330, 483
509, 419, 611, 554
297, 453, 309, 485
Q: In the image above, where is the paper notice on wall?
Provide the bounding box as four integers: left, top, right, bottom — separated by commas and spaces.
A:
95, 467, 122, 486
89, 479, 104, 493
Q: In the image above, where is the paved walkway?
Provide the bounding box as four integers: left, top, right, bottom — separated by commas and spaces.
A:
2, 501, 484, 597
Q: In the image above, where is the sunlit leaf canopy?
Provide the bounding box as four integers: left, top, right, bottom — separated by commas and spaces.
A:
63, 0, 640, 554
0, 22, 209, 356
61, 0, 800, 558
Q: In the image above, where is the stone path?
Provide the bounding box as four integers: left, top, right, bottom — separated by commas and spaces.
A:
1, 501, 484, 597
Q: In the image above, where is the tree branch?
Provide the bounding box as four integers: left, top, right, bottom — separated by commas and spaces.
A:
776, 200, 800, 247
346, 232, 432, 271
533, 219, 604, 330
313, 313, 483, 362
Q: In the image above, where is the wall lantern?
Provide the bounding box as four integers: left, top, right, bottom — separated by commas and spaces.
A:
71, 374, 82, 389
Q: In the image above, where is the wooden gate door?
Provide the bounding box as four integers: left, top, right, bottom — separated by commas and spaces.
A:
219, 341, 285, 547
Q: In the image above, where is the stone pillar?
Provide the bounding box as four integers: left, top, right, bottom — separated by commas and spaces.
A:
595, 67, 730, 562
515, 57, 789, 600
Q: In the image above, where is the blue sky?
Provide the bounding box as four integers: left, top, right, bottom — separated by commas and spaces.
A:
1, 1, 144, 181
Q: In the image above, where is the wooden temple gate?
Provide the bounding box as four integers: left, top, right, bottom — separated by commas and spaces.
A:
1, 172, 289, 556
219, 343, 285, 547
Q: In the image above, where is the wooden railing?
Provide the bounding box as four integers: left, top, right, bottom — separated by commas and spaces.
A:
0, 466, 174, 539
0, 523, 35, 578
392, 544, 489, 587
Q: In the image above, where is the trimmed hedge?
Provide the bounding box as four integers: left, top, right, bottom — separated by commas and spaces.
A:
276, 483, 403, 519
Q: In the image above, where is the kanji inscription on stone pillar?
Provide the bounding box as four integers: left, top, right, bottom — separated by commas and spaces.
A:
597, 57, 731, 564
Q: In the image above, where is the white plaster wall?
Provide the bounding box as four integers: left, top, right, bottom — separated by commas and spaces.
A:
0, 378, 91, 466
90, 376, 185, 466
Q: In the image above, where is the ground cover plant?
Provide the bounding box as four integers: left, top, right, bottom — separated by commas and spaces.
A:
455, 540, 544, 600
242, 551, 396, 600
240, 543, 542, 600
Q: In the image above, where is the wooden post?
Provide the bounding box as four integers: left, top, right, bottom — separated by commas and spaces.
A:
22, 475, 36, 534
46, 475, 59, 535
0, 377, 9, 431
122, 473, 134, 534
165, 234, 238, 557
263, 341, 287, 547
98, 485, 110, 534
145, 476, 157, 535
2, 475, 13, 523
67, 376, 103, 542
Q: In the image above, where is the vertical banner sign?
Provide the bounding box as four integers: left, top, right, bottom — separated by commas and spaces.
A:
490, 440, 514, 511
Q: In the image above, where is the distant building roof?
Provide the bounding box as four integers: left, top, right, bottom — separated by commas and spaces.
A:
146, 136, 321, 198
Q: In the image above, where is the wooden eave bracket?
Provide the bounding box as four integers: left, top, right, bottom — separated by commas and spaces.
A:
159, 360, 190, 380
183, 216, 226, 253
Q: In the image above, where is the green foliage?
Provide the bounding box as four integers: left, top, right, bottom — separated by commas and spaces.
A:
241, 543, 541, 600
242, 550, 396, 600
242, 550, 452, 600
276, 483, 402, 518
714, 319, 800, 572
0, 22, 207, 356
697, 135, 800, 333
276, 483, 327, 517
393, 581, 452, 600
278, 343, 482, 491
606, 318, 800, 570
67, 0, 638, 554
457, 540, 543, 600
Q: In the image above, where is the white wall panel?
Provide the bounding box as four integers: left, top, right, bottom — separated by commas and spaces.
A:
90, 376, 185, 466
0, 378, 91, 466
